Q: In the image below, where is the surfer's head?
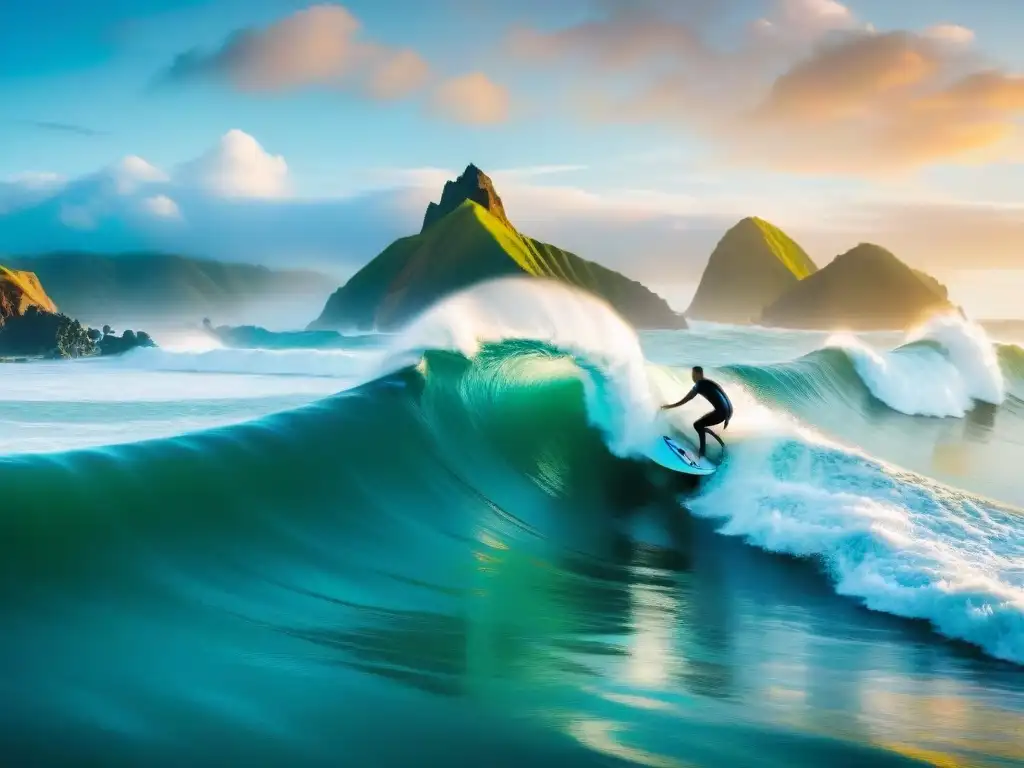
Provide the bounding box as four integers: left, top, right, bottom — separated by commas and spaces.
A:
692, 366, 704, 382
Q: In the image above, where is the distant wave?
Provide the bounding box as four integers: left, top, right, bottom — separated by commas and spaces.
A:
98, 345, 383, 380
731, 315, 1010, 419
827, 315, 1004, 417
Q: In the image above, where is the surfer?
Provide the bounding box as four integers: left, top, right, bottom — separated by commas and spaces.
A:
661, 367, 733, 458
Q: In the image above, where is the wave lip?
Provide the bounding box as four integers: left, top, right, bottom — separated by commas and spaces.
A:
374, 276, 668, 457
820, 315, 1005, 418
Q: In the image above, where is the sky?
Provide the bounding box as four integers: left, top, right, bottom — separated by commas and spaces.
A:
2, 0, 1023, 317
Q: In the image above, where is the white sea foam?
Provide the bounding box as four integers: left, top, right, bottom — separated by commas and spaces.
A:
101, 344, 382, 379
827, 314, 1005, 418
688, 430, 1024, 665
0, 344, 373, 454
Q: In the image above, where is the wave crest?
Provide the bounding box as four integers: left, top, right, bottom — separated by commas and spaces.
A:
376, 277, 665, 457
826, 315, 1005, 418
730, 315, 1008, 419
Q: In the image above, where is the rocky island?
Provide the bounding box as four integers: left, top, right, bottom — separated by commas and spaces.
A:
761, 243, 956, 330
684, 219, 957, 331
310, 164, 687, 332
686, 217, 818, 324
0, 265, 155, 360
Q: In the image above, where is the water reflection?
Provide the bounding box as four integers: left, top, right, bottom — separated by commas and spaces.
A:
966, 402, 999, 437
281, 494, 1023, 767
624, 570, 677, 688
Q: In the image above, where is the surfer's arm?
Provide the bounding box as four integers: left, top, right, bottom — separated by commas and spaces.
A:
661, 387, 697, 410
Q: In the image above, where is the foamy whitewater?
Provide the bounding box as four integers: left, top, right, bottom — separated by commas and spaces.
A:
826, 315, 1006, 418
3, 277, 1023, 766
377, 280, 1024, 664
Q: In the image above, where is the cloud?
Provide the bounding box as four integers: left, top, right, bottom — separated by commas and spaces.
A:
742, 35, 1024, 171
20, 120, 106, 137
0, 172, 68, 214
59, 205, 98, 231
758, 33, 933, 122
142, 195, 182, 220
779, 0, 855, 29
159, 4, 508, 125
112, 156, 168, 194
367, 49, 431, 100
0, 133, 749, 282
923, 24, 976, 46
506, 0, 1024, 173
161, 3, 430, 102
834, 201, 1024, 272
163, 5, 378, 92
43, 158, 168, 230
0, 129, 405, 273
491, 164, 588, 179
780, 0, 854, 26
8, 171, 67, 189
429, 73, 510, 125
753, 0, 859, 42
508, 15, 707, 70
176, 129, 290, 199
4, 129, 1023, 299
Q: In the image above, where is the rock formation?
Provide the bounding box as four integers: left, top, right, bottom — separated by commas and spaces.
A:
312, 165, 687, 331
0, 264, 156, 359
761, 243, 955, 330
687, 217, 817, 324
421, 163, 512, 233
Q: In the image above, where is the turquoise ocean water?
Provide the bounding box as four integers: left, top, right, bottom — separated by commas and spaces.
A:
1, 278, 1021, 767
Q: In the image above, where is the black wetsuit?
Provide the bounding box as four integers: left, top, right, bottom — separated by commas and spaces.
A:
686, 379, 733, 455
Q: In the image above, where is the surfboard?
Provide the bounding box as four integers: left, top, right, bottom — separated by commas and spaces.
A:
646, 434, 719, 476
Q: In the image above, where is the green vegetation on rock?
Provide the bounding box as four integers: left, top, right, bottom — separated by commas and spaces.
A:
687, 217, 818, 324
312, 167, 685, 331
761, 243, 956, 331
749, 217, 817, 279
1, 263, 157, 359
0, 306, 93, 359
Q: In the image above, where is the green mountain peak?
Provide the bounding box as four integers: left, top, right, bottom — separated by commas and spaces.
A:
421, 164, 513, 233
761, 242, 956, 330
686, 217, 817, 324
311, 166, 686, 331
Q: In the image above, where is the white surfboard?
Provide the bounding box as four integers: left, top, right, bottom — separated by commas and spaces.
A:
646, 434, 719, 476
